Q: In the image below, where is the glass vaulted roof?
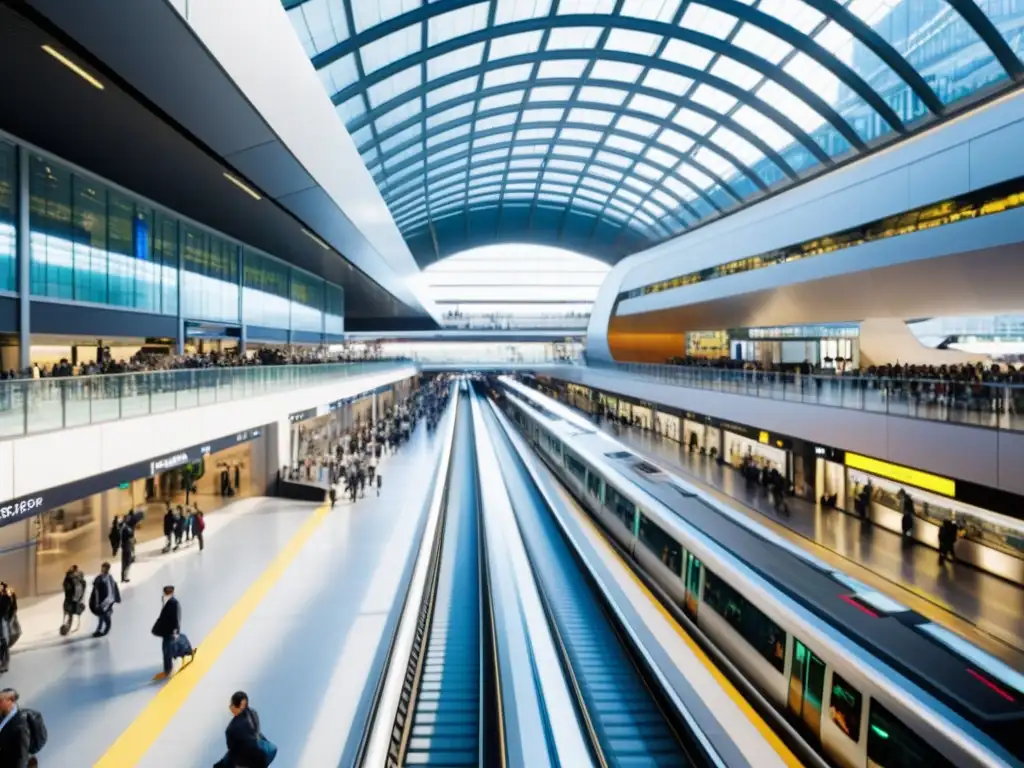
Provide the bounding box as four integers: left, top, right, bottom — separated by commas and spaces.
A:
285, 0, 1024, 264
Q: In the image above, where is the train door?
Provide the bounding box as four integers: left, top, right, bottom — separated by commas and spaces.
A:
683, 551, 702, 619
788, 638, 826, 742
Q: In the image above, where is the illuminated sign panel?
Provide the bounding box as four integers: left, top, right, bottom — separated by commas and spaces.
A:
844, 452, 955, 497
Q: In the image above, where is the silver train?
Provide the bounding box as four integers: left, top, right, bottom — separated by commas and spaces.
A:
495, 376, 1024, 768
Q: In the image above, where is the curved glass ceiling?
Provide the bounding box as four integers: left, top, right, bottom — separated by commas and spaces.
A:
285, 0, 1024, 264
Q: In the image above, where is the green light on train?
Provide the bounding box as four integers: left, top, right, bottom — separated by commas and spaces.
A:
871, 725, 889, 739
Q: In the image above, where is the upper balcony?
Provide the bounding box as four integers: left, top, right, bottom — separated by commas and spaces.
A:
0, 361, 408, 438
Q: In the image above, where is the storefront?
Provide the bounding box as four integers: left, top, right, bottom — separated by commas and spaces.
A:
721, 423, 790, 482
3, 426, 272, 597
654, 410, 680, 441
730, 324, 860, 370
566, 383, 594, 414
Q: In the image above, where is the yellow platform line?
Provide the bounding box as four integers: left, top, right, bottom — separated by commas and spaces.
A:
94, 504, 331, 768
570, 499, 804, 768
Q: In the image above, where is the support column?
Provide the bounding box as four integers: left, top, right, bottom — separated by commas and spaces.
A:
175, 220, 185, 354
237, 246, 246, 355
16, 146, 30, 372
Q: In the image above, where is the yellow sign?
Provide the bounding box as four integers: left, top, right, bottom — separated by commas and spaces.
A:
758, 431, 769, 444
844, 452, 955, 497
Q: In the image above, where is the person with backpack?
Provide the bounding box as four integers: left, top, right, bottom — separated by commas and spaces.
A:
0, 687, 39, 768
214, 691, 274, 768
60, 565, 86, 637
89, 563, 121, 637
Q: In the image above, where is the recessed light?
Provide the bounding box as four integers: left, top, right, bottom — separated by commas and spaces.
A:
223, 173, 262, 201
42, 45, 104, 90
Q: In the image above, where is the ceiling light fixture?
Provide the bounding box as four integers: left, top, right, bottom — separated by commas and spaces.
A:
42, 45, 104, 90
302, 228, 330, 250
223, 173, 262, 201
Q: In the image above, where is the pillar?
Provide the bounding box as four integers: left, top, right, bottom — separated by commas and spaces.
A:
236, 245, 246, 355
16, 146, 30, 372
175, 220, 185, 354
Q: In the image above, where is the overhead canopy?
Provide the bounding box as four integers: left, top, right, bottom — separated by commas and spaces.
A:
285, 0, 1024, 265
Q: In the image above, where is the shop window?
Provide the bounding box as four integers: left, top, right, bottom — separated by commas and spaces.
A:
829, 673, 862, 742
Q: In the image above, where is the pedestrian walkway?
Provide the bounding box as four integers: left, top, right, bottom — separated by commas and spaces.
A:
606, 423, 1024, 667
3, 420, 447, 767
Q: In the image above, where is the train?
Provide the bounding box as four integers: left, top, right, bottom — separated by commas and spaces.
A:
492, 375, 1024, 768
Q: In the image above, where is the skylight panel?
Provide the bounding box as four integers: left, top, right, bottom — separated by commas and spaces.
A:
484, 64, 534, 89
490, 30, 546, 59
376, 100, 421, 133
645, 145, 677, 168
352, 0, 419, 34
433, 158, 467, 177
558, 0, 616, 13
428, 123, 471, 146
583, 177, 615, 193
845, 0, 902, 27
634, 209, 656, 226
657, 128, 696, 153
589, 61, 644, 83
617, 115, 659, 136
472, 161, 508, 175
350, 125, 374, 151
711, 126, 763, 166
642, 69, 693, 96
380, 123, 421, 153
390, 159, 424, 183
604, 30, 662, 56
560, 127, 603, 143
432, 143, 469, 163
673, 107, 716, 133
629, 94, 675, 118
361, 24, 422, 75
603, 207, 627, 222
318, 54, 360, 95
577, 188, 606, 203
677, 163, 714, 189
758, 0, 825, 34
548, 159, 586, 172
756, 80, 824, 132
429, 43, 485, 79
495, 0, 553, 24
608, 197, 635, 215
506, 181, 539, 190
662, 174, 696, 200
680, 4, 738, 39
620, 0, 682, 22
732, 105, 797, 151
336, 95, 366, 125
633, 162, 663, 181
509, 157, 544, 168
579, 86, 628, 106
692, 84, 738, 113
480, 90, 526, 111
427, 75, 480, 108
710, 57, 762, 90
426, 102, 474, 129
477, 113, 518, 131
538, 192, 571, 203
661, 40, 715, 70
590, 165, 624, 182
556, 145, 594, 159
429, 2, 489, 45
298, 0, 351, 54
473, 148, 510, 163
568, 107, 614, 125
547, 27, 603, 51
602, 134, 643, 154
511, 143, 548, 154
642, 199, 666, 217
531, 85, 574, 101
572, 199, 600, 213
538, 59, 588, 78
694, 146, 738, 180
544, 171, 578, 184
651, 188, 675, 208
731, 24, 791, 64
782, 53, 841, 109
542, 182, 575, 194
521, 107, 565, 122
597, 150, 633, 167
368, 65, 422, 109
518, 127, 557, 140
616, 187, 642, 204
362, 145, 380, 166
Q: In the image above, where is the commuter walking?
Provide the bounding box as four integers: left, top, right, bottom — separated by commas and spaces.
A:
184, 509, 193, 544
173, 508, 186, 551
214, 691, 275, 768
193, 510, 205, 551
89, 563, 121, 637
151, 585, 192, 680
328, 486, 337, 509
938, 518, 959, 564
899, 490, 915, 540
0, 688, 30, 767
60, 566, 86, 636
120, 522, 135, 583
108, 516, 121, 558
163, 506, 175, 553
0, 586, 17, 674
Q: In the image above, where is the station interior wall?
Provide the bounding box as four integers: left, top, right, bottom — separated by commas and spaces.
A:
550, 365, 1024, 498
0, 364, 419, 504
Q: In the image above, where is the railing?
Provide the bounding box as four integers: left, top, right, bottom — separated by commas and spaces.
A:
590, 360, 1024, 432
0, 360, 411, 438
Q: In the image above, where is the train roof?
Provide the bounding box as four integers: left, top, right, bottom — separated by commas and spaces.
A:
498, 378, 1024, 734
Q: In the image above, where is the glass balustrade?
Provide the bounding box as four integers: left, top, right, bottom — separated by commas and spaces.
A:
0, 361, 410, 437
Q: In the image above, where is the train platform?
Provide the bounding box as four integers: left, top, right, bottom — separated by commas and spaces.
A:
5, 423, 446, 767
606, 424, 1024, 667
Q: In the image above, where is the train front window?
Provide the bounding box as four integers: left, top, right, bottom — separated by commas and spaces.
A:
867, 701, 953, 768
829, 673, 862, 743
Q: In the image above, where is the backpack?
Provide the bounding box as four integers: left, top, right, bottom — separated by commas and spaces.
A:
25, 708, 47, 754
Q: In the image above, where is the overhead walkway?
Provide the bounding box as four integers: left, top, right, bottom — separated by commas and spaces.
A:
601, 421, 1024, 667
6, 415, 448, 767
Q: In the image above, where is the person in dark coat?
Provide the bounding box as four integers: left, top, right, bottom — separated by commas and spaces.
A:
90, 563, 121, 637
60, 565, 86, 636
163, 506, 175, 553
0, 586, 16, 674
173, 508, 186, 551
151, 586, 181, 680
108, 516, 121, 557
120, 523, 134, 584
214, 691, 268, 768
0, 688, 29, 768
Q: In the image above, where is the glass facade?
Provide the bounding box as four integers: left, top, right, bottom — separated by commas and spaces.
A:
3, 138, 344, 336
288, 0, 1024, 264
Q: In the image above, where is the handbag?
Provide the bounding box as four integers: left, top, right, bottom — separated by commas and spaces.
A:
247, 710, 277, 764
8, 615, 21, 648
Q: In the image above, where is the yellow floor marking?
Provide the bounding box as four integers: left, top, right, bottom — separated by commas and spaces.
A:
94, 504, 331, 768
569, 497, 804, 768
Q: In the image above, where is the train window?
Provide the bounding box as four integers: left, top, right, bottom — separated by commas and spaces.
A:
547, 434, 562, 458
585, 470, 604, 502
702, 569, 785, 673
564, 451, 587, 482
605, 486, 636, 529
829, 673, 862, 743
867, 701, 953, 768
638, 514, 682, 575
